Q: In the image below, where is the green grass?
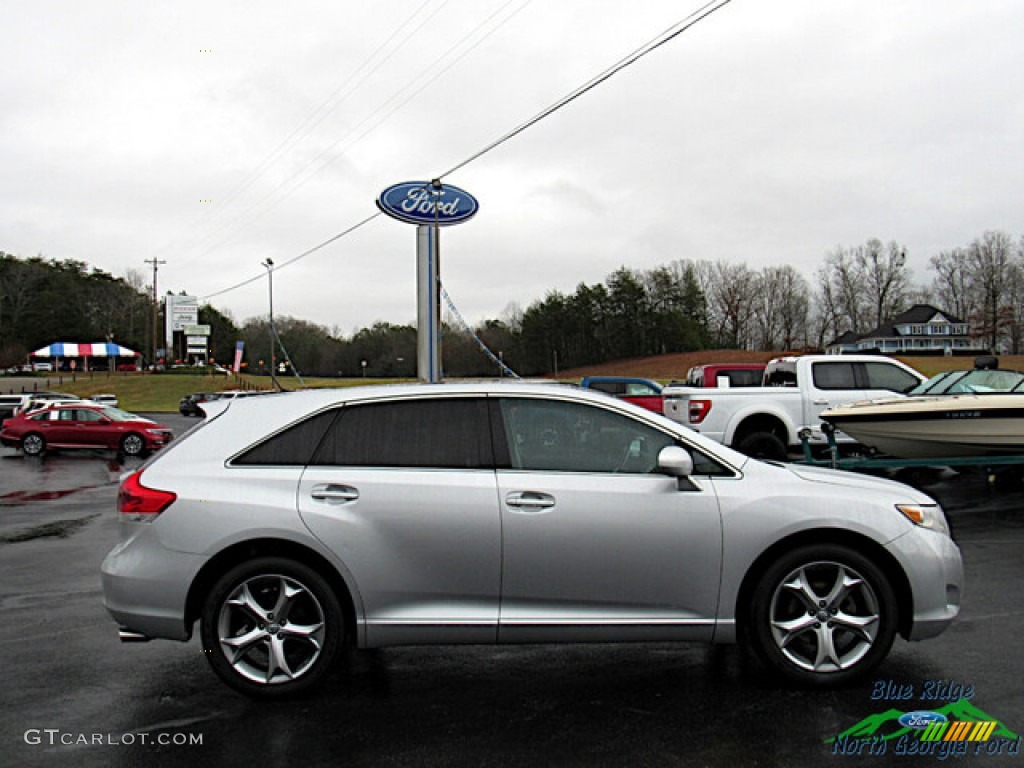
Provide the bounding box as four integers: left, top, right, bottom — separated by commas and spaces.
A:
10, 372, 411, 412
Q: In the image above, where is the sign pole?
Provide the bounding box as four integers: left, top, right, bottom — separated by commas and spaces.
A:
416, 224, 442, 383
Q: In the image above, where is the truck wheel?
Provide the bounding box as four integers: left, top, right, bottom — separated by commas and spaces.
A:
736, 432, 787, 461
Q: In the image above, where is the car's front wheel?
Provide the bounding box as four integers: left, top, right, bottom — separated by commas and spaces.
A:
22, 433, 45, 456
200, 557, 343, 698
746, 544, 897, 685
120, 433, 145, 456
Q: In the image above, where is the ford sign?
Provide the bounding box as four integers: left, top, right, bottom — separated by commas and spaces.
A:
377, 181, 479, 226
898, 711, 948, 730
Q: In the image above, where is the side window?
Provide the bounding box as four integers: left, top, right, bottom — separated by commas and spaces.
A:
312, 398, 492, 469
812, 362, 858, 390
233, 409, 339, 466
863, 362, 921, 393
587, 380, 625, 396
626, 382, 658, 396
497, 398, 675, 474
76, 409, 104, 422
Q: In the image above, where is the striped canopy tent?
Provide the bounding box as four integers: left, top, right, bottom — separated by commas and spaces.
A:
32, 342, 139, 358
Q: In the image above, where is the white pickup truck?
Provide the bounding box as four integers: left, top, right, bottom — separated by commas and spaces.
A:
662, 355, 925, 460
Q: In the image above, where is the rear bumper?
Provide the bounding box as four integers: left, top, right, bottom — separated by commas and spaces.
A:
101, 525, 206, 642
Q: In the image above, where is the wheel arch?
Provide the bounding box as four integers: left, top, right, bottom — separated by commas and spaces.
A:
729, 412, 791, 448
184, 538, 358, 644
735, 528, 914, 642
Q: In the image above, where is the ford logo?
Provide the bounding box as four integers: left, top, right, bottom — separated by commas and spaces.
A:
377, 181, 479, 226
898, 711, 948, 730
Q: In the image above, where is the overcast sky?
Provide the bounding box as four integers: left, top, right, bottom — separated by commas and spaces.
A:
1, 1, 1021, 334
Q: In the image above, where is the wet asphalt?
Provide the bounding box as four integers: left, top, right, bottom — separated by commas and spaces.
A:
1, 413, 1022, 767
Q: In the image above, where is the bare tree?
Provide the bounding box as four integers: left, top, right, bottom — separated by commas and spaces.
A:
929, 248, 974, 321
818, 246, 868, 336
858, 239, 910, 328
753, 266, 809, 350
968, 230, 1015, 350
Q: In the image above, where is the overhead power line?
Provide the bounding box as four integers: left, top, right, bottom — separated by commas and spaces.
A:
437, 0, 733, 180
200, 0, 734, 303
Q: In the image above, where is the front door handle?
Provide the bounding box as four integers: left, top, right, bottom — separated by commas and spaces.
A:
505, 491, 555, 512
311, 484, 359, 504
813, 399, 829, 406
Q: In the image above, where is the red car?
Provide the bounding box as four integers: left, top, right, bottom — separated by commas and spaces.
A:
0, 403, 173, 457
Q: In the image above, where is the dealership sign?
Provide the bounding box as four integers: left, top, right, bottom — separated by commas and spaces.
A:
376, 181, 479, 226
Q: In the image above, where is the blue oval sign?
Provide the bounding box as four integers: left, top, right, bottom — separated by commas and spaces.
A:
377, 181, 479, 226
898, 711, 948, 730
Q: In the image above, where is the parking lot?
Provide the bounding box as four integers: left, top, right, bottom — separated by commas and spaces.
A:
1, 414, 1022, 767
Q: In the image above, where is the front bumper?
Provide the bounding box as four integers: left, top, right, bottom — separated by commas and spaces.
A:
886, 528, 963, 641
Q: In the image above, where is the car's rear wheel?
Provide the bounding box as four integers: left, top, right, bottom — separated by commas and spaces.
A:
120, 433, 145, 456
22, 433, 45, 456
200, 557, 343, 698
746, 544, 896, 685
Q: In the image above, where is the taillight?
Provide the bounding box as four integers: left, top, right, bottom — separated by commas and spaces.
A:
689, 399, 712, 424
118, 470, 176, 521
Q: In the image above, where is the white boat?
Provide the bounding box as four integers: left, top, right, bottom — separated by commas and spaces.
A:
820, 364, 1024, 458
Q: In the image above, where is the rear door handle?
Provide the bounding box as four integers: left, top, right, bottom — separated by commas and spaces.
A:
813, 399, 829, 406
505, 491, 555, 512
311, 484, 359, 504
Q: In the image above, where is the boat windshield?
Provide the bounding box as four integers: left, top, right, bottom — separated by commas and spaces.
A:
910, 368, 1024, 395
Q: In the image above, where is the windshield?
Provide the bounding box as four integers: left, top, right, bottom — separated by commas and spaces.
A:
97, 406, 143, 422
908, 368, 1024, 395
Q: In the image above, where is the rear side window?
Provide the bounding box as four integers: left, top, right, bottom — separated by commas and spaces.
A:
312, 398, 492, 469
233, 409, 339, 466
811, 362, 858, 390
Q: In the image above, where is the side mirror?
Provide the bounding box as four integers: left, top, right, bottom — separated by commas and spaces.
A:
657, 445, 693, 477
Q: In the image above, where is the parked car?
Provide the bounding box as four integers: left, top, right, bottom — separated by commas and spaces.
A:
101, 382, 961, 698
579, 376, 664, 412
662, 355, 925, 460
682, 363, 766, 388
179, 393, 218, 417
117, 363, 139, 372
31, 362, 53, 372
0, 394, 30, 423
14, 392, 83, 416
90, 393, 119, 408
1, 403, 173, 456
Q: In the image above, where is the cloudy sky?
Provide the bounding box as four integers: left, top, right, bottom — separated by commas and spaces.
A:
1, 0, 1021, 334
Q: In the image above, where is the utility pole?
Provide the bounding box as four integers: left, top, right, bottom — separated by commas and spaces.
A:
261, 258, 278, 391
143, 258, 166, 369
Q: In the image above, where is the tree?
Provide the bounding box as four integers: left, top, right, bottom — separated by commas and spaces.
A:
967, 230, 1015, 351
857, 239, 910, 329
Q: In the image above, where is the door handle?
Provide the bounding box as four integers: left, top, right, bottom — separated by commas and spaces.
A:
311, 484, 359, 503
813, 399, 829, 406
505, 491, 555, 512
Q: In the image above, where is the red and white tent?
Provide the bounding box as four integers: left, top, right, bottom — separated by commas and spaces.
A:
31, 342, 139, 358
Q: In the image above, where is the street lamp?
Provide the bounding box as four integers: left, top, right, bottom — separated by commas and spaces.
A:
261, 258, 278, 391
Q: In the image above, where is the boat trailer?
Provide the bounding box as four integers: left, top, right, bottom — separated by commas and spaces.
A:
797, 422, 1024, 478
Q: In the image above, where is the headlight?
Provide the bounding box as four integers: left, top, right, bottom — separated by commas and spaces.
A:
896, 503, 950, 536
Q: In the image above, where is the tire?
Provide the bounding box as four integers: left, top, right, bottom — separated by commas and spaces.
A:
746, 544, 897, 686
120, 433, 145, 457
22, 433, 45, 456
200, 557, 343, 698
735, 431, 788, 461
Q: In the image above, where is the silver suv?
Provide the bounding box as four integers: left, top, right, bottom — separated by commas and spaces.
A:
101, 382, 962, 698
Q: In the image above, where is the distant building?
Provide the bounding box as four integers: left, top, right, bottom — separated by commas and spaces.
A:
826, 304, 985, 356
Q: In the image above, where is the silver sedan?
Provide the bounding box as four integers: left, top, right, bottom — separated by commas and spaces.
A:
101, 382, 962, 698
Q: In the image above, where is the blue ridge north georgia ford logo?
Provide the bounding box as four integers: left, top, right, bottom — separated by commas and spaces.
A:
376, 181, 479, 226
